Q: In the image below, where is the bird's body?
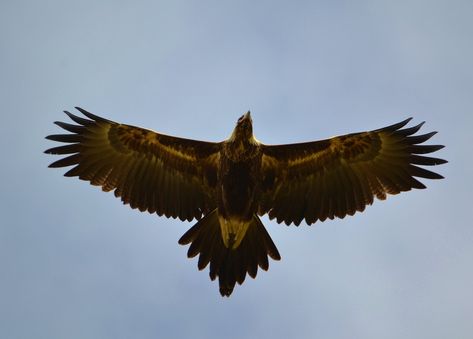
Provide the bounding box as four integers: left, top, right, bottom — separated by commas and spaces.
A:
46, 107, 446, 296
218, 112, 262, 248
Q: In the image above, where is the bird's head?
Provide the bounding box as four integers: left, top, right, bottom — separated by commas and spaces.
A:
230, 111, 254, 142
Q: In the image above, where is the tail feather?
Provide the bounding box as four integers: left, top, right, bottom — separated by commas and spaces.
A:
178, 209, 280, 297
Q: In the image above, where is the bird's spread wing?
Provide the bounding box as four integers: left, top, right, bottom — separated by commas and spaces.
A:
259, 118, 447, 225
45, 107, 221, 221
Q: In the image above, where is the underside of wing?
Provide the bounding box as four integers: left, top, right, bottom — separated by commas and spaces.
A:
45, 107, 221, 221
259, 118, 447, 225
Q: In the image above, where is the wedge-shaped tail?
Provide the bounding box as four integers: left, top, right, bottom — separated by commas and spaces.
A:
179, 210, 281, 296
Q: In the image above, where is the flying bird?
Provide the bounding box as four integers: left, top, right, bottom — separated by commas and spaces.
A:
45, 107, 446, 296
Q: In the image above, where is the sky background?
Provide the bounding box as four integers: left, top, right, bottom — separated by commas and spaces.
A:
1, 0, 472, 338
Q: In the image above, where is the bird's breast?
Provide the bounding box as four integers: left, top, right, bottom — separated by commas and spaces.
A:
219, 161, 256, 215
218, 149, 262, 212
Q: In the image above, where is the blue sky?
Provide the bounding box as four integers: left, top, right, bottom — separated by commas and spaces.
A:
1, 0, 472, 338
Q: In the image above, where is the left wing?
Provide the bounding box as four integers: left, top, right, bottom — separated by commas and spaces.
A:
45, 107, 221, 221
258, 118, 447, 225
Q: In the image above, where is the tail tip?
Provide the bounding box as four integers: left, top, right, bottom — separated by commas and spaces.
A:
219, 286, 235, 297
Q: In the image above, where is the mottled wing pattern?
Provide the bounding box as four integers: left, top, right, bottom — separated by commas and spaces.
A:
45, 107, 221, 221
259, 118, 447, 225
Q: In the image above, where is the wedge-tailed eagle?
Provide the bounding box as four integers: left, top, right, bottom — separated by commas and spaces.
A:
45, 107, 446, 296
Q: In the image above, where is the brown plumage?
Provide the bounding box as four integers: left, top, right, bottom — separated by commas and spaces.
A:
45, 107, 446, 296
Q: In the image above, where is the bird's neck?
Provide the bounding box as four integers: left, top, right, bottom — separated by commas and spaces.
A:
230, 131, 258, 146
225, 132, 260, 162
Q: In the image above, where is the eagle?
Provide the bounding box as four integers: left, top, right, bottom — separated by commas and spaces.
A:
45, 107, 446, 296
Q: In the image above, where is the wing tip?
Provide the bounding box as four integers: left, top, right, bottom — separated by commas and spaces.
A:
381, 117, 413, 132
403, 117, 414, 126
44, 147, 56, 154
74, 106, 109, 123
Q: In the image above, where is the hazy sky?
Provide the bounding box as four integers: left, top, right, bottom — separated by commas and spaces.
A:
1, 1, 472, 338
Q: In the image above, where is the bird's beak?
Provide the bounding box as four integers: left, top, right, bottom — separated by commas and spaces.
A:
236, 111, 252, 126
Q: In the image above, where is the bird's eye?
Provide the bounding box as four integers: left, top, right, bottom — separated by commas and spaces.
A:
238, 115, 244, 122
